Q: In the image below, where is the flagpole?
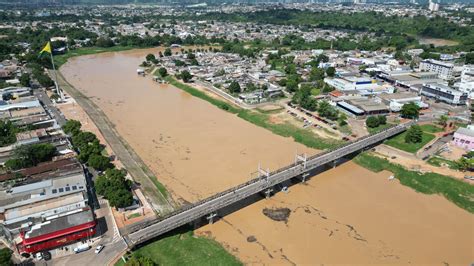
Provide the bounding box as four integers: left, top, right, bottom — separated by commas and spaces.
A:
49, 48, 64, 101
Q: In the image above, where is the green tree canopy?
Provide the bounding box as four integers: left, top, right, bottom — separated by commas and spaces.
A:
181, 70, 192, 83
326, 67, 336, 77
228, 81, 241, 94
0, 248, 12, 266
62, 119, 82, 136
158, 67, 167, 77
401, 103, 420, 119
5, 143, 56, 170
405, 125, 423, 144
95, 168, 133, 208
88, 154, 112, 172
0, 120, 17, 147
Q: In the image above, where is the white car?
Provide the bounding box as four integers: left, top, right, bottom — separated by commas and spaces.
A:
95, 245, 104, 254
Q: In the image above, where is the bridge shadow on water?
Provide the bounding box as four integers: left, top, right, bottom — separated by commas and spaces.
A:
133, 150, 369, 250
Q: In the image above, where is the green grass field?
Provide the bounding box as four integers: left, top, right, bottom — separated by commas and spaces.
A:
116, 229, 241, 266
354, 153, 474, 213
165, 76, 342, 150
385, 130, 435, 153
419, 124, 444, 133
427, 156, 459, 170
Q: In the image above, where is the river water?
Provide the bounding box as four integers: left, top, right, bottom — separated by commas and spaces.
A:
61, 48, 473, 265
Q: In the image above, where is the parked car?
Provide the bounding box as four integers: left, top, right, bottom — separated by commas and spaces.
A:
95, 245, 104, 254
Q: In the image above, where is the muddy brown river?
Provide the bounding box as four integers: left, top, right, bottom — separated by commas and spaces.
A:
61, 48, 473, 265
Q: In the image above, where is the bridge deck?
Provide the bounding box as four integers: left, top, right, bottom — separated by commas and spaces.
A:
125, 122, 412, 246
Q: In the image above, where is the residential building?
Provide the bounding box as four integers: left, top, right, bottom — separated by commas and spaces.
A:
452, 127, 474, 150
420, 83, 468, 105
419, 59, 454, 80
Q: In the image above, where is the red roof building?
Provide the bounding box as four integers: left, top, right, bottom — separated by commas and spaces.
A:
18, 208, 96, 254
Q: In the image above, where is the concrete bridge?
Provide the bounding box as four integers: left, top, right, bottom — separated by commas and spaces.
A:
124, 122, 413, 247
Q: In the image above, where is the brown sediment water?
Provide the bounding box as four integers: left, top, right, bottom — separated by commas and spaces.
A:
61, 48, 474, 265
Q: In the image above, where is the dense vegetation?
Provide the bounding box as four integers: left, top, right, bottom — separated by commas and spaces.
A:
95, 168, 134, 208
5, 143, 57, 170
63, 119, 133, 208
199, 10, 474, 51
0, 120, 18, 147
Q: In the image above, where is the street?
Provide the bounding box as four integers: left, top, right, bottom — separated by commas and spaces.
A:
40, 200, 127, 266
33, 89, 67, 126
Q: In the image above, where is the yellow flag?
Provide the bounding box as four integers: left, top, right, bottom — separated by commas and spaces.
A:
40, 42, 52, 54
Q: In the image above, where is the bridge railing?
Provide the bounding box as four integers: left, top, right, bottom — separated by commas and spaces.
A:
127, 122, 413, 237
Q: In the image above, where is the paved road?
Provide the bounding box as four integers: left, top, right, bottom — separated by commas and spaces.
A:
51, 69, 175, 220
34, 89, 67, 126
43, 200, 127, 266
417, 133, 453, 159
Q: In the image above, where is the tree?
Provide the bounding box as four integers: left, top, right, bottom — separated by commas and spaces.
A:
72, 131, 99, 150
466, 53, 474, 65
181, 70, 192, 83
366, 116, 380, 128
0, 248, 12, 266
95, 37, 114, 48
62, 119, 82, 136
36, 74, 54, 88
164, 48, 172, 56
88, 154, 112, 171
0, 120, 17, 147
317, 100, 339, 120
125, 254, 157, 266
20, 73, 31, 87
285, 79, 298, 93
438, 115, 448, 128
158, 67, 167, 77
456, 157, 474, 171
326, 67, 336, 77
338, 113, 347, 126
228, 81, 241, 94
401, 102, 420, 119
95, 168, 133, 208
405, 125, 423, 143
309, 67, 325, 81
377, 115, 387, 125
5, 143, 56, 170
145, 53, 156, 62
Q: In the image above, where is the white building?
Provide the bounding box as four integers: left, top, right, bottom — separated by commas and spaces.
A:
421, 83, 468, 105
454, 65, 474, 99
429, 0, 440, 11
378, 93, 428, 112
420, 59, 454, 80
324, 76, 394, 95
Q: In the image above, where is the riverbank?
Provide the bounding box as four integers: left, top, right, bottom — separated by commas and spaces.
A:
164, 76, 342, 150
354, 152, 474, 213
115, 229, 241, 266
55, 46, 140, 67
60, 49, 474, 265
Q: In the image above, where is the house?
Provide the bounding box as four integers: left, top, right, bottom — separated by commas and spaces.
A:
452, 127, 474, 151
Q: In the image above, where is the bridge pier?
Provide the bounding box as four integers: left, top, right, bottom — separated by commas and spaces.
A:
206, 212, 217, 224
264, 188, 273, 199
301, 172, 310, 183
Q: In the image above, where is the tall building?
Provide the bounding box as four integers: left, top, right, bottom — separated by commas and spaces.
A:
420, 59, 454, 81
428, 0, 440, 11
